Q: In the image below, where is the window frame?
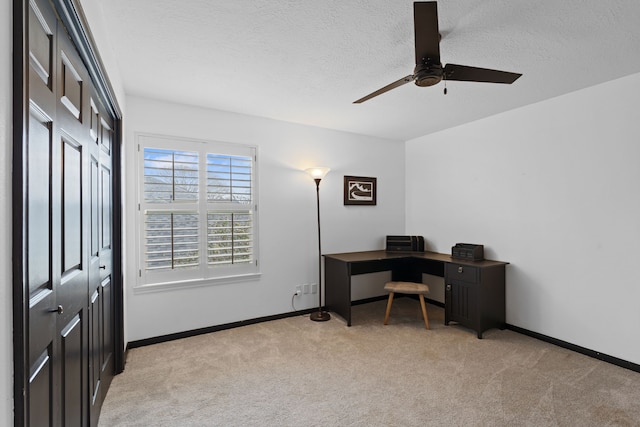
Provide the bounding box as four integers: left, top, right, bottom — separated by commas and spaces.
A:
135, 133, 260, 291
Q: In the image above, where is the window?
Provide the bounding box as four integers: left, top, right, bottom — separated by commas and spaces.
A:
137, 134, 259, 289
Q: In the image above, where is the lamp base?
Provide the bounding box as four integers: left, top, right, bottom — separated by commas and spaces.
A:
310, 310, 331, 322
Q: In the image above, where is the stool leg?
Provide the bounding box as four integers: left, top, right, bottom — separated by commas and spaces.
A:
419, 294, 430, 330
384, 292, 394, 325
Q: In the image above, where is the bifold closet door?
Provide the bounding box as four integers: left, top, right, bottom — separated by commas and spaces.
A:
25, 0, 116, 424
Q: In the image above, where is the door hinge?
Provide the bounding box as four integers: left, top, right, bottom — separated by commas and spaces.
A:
139, 270, 142, 277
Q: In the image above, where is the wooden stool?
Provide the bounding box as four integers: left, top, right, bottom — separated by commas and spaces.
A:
383, 281, 430, 330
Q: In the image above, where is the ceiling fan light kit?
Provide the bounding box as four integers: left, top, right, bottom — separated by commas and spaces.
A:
354, 1, 522, 104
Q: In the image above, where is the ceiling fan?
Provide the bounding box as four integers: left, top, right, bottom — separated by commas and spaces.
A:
353, 1, 522, 104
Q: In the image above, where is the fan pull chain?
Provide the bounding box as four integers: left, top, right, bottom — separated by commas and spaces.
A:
443, 77, 448, 95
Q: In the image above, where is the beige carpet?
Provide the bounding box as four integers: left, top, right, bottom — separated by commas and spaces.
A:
99, 299, 640, 426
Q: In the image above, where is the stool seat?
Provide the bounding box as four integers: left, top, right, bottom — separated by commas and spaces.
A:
383, 281, 430, 330
384, 281, 430, 295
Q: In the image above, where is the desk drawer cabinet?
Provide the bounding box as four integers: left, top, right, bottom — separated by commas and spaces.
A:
445, 262, 506, 339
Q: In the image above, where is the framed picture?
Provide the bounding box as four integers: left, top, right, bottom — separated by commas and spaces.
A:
344, 176, 377, 206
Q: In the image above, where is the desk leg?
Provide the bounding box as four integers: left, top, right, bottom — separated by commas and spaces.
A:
444, 283, 450, 326
324, 257, 352, 326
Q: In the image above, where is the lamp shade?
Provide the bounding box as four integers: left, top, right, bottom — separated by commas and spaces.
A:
305, 167, 330, 180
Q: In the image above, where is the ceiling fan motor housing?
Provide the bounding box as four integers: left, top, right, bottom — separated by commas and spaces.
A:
414, 60, 443, 87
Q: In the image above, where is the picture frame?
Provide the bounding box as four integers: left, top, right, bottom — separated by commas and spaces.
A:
344, 176, 377, 206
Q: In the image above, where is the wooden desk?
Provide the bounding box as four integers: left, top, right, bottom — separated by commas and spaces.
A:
323, 250, 508, 338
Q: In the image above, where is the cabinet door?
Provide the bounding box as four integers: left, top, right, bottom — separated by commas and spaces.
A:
445, 281, 477, 327
445, 263, 478, 328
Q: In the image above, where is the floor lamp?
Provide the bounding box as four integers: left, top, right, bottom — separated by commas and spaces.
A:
305, 167, 331, 322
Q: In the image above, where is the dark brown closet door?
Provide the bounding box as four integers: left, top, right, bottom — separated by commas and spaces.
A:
88, 94, 115, 426
24, 0, 115, 425
56, 24, 91, 427
26, 1, 62, 424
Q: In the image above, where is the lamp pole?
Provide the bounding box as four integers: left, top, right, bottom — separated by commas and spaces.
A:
305, 167, 331, 322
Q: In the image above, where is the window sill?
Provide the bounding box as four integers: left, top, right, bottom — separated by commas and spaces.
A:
133, 272, 262, 294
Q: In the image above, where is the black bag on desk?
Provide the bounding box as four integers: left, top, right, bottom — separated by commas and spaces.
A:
386, 235, 424, 252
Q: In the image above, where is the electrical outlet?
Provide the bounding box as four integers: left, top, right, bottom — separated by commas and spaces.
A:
311, 283, 318, 294
303, 283, 310, 294
295, 285, 302, 296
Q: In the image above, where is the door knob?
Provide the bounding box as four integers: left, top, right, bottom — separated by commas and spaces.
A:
446, 284, 451, 291
49, 305, 64, 314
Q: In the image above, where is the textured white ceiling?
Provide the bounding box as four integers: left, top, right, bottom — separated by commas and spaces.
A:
94, 0, 640, 140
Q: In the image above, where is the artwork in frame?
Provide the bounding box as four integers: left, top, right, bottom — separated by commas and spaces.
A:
344, 176, 377, 206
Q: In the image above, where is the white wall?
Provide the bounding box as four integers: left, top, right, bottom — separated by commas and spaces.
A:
1, 2, 13, 425
406, 72, 640, 364
124, 96, 405, 341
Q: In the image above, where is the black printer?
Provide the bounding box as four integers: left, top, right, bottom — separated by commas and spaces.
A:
386, 235, 424, 252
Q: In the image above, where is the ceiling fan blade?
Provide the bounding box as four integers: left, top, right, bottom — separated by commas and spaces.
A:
353, 75, 415, 104
414, 1, 440, 64
443, 63, 522, 84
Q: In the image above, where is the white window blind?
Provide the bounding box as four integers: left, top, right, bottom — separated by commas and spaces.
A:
137, 134, 259, 289
207, 211, 253, 266
144, 211, 199, 270
144, 148, 198, 202
206, 154, 252, 203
